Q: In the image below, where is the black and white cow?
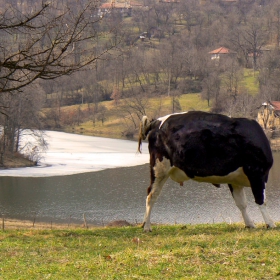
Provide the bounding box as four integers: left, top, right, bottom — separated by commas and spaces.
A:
137, 111, 275, 232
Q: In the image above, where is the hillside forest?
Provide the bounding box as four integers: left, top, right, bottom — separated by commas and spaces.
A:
1, 0, 280, 164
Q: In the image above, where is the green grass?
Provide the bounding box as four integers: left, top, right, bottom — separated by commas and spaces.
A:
49, 66, 259, 139
241, 69, 259, 94
1, 223, 280, 279
178, 93, 210, 112
62, 93, 210, 139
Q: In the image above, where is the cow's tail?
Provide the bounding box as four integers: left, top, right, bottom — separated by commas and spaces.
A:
137, 116, 151, 153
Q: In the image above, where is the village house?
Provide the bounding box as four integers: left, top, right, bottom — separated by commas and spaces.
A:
257, 101, 280, 130
208, 47, 237, 66
257, 101, 280, 151
158, 0, 180, 3
98, 1, 142, 18
209, 47, 236, 60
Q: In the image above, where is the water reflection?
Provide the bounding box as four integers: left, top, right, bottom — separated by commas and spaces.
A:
0, 154, 279, 226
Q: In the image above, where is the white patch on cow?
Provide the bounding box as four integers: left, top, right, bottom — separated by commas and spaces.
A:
154, 157, 171, 178
158, 112, 187, 129
169, 166, 190, 183
169, 166, 251, 187
193, 167, 251, 187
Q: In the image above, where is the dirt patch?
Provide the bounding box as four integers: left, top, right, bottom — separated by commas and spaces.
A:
106, 220, 132, 227
1, 218, 100, 230
0, 152, 36, 169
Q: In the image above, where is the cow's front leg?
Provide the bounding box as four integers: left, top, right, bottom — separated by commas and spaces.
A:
143, 158, 171, 232
142, 176, 169, 232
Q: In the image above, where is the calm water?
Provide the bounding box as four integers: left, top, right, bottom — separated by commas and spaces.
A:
0, 153, 280, 226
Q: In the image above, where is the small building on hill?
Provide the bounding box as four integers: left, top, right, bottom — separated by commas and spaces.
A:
209, 47, 237, 61
257, 101, 280, 130
97, 1, 143, 18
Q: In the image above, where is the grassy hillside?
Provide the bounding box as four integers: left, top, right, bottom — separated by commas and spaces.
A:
49, 68, 260, 140
1, 223, 280, 279
241, 69, 259, 95
61, 93, 210, 139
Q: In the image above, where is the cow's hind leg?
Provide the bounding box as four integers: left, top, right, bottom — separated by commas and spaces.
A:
228, 184, 255, 228
143, 158, 170, 232
249, 177, 275, 228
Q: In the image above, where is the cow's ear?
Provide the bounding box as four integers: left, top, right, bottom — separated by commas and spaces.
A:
144, 118, 148, 126
143, 117, 151, 135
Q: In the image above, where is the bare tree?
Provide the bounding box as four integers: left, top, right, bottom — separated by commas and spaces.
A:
178, 0, 202, 34
0, 0, 121, 163
202, 71, 221, 107
0, 82, 45, 163
228, 5, 269, 69
222, 59, 244, 100
0, 1, 119, 93
116, 86, 150, 138
156, 38, 186, 95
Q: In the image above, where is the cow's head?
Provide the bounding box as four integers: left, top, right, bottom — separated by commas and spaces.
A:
137, 116, 150, 153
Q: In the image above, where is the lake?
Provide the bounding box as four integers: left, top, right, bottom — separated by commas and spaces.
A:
0, 132, 279, 226
0, 155, 279, 226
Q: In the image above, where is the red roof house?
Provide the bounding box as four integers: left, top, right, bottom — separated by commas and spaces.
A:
209, 47, 236, 60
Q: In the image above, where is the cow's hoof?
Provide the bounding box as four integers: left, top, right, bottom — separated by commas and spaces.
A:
143, 225, 152, 232
266, 223, 276, 229
245, 225, 256, 229
141, 222, 152, 232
